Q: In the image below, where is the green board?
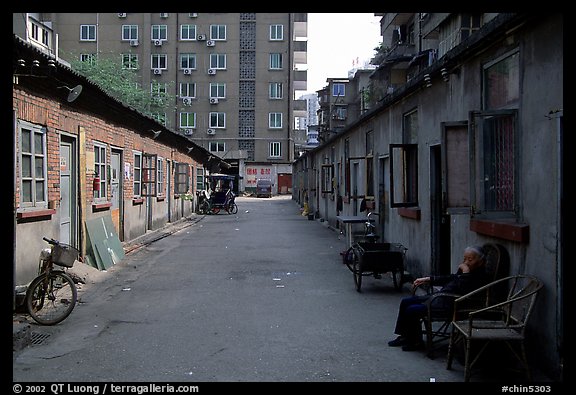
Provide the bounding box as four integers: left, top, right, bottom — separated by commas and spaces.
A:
85, 214, 125, 270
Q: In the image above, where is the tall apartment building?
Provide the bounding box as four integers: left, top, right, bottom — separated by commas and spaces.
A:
32, 12, 308, 193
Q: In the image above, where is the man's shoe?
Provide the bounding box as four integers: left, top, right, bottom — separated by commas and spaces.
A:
388, 336, 408, 347
401, 341, 425, 351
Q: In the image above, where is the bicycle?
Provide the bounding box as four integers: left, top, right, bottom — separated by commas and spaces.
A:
25, 237, 81, 325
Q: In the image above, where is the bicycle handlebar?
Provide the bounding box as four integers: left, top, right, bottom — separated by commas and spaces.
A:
43, 237, 59, 245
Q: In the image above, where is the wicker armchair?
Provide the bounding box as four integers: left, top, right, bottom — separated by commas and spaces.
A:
412, 243, 509, 358
446, 274, 543, 382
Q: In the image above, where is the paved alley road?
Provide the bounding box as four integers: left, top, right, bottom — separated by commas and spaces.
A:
13, 196, 466, 383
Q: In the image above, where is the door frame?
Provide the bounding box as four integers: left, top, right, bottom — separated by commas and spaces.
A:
59, 133, 78, 248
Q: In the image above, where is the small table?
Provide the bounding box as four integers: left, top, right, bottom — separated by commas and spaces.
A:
336, 215, 375, 249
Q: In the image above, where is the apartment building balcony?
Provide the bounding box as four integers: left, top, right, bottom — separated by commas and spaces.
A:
293, 99, 307, 118
293, 70, 307, 91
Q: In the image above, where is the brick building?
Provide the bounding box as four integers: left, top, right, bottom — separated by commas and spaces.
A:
13, 35, 229, 286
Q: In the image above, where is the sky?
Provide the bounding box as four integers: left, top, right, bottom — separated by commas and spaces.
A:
303, 13, 382, 95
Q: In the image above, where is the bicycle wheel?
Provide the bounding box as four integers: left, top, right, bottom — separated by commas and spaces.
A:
26, 271, 77, 325
227, 203, 238, 214
391, 267, 403, 291
352, 248, 363, 292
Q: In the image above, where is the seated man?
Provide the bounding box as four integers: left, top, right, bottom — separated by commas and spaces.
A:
388, 246, 489, 351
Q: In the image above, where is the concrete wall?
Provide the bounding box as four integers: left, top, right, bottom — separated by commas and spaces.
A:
292, 14, 563, 379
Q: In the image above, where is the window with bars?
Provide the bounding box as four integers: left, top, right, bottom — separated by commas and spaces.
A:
470, 110, 518, 217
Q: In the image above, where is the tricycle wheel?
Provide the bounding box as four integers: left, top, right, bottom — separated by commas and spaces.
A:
352, 249, 362, 292
391, 267, 403, 291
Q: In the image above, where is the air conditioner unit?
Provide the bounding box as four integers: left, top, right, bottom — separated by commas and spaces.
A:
184, 129, 193, 136
206, 129, 216, 135
189, 13, 198, 18
160, 13, 169, 18
209, 97, 219, 104
183, 68, 192, 75
152, 68, 162, 75
118, 13, 127, 18
207, 68, 216, 75
129, 39, 139, 47
182, 97, 192, 105
206, 40, 215, 47
153, 39, 163, 46
197, 34, 207, 41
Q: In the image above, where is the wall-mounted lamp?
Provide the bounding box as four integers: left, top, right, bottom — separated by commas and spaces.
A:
441, 68, 449, 82
187, 147, 194, 153
149, 130, 162, 139
424, 74, 432, 88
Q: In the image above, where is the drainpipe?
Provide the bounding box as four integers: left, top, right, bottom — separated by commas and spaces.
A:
287, 13, 293, 162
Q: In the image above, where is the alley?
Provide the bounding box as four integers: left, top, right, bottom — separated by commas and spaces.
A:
13, 196, 466, 382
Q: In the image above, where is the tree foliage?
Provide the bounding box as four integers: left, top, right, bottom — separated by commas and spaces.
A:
67, 53, 174, 120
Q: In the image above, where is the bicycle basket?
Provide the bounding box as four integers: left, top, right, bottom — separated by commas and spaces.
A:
52, 243, 79, 268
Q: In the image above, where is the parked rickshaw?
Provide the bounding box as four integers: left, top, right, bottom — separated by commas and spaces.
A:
198, 174, 238, 215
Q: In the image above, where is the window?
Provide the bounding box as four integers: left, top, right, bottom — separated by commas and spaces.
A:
151, 54, 168, 70
157, 157, 164, 197
483, 50, 519, 110
209, 112, 226, 128
333, 106, 347, 120
470, 110, 518, 217
179, 82, 196, 98
389, 144, 418, 207
180, 53, 197, 70
209, 82, 226, 99
133, 152, 142, 197
269, 142, 282, 158
344, 138, 350, 197
442, 122, 470, 211
332, 83, 345, 97
141, 153, 157, 197
321, 164, 334, 193
196, 167, 205, 191
180, 112, 196, 129
210, 24, 226, 40
150, 82, 168, 105
404, 109, 418, 143
269, 82, 283, 99
270, 24, 283, 40
269, 113, 282, 129
80, 53, 96, 64
180, 24, 197, 40
151, 112, 166, 126
209, 141, 225, 153
209, 54, 226, 69
80, 25, 96, 41
94, 143, 107, 200
174, 163, 190, 194
151, 25, 168, 41
269, 53, 283, 70
122, 25, 138, 41
122, 53, 139, 70
19, 121, 47, 208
